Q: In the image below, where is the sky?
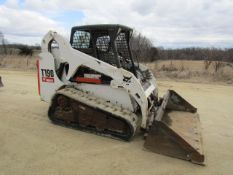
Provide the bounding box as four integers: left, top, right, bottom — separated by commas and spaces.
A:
0, 0, 233, 48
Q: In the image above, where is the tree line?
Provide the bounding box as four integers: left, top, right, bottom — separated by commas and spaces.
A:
0, 31, 40, 56
156, 47, 233, 62
130, 31, 233, 63
1, 30, 233, 62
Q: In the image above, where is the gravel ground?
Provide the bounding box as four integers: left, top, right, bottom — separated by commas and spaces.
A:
0, 69, 233, 175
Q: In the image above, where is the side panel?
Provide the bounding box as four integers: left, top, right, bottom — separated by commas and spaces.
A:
38, 52, 64, 102
76, 84, 134, 111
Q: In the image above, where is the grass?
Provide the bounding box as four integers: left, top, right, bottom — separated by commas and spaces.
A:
1, 54, 233, 84
146, 60, 233, 84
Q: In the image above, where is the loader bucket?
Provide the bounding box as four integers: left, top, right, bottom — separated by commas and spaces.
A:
0, 76, 3, 87
144, 90, 204, 164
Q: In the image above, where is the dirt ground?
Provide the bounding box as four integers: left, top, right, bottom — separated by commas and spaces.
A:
0, 69, 233, 175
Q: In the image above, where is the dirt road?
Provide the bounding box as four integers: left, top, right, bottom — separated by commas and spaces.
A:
0, 69, 233, 175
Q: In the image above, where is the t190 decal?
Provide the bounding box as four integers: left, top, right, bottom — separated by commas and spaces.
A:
41, 69, 54, 83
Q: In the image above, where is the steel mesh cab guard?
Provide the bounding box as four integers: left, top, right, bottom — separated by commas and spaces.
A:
70, 24, 137, 75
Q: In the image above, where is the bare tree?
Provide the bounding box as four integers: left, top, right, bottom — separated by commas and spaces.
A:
130, 31, 156, 62
0, 31, 7, 55
204, 60, 212, 70
213, 61, 223, 72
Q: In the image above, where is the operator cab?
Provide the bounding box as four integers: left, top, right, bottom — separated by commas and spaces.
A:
70, 24, 137, 75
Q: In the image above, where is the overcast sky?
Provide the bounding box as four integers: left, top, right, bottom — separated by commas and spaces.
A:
0, 0, 233, 48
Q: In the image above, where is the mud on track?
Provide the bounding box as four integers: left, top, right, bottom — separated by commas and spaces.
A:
0, 69, 233, 175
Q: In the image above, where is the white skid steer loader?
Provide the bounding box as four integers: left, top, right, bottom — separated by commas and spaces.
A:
37, 24, 204, 164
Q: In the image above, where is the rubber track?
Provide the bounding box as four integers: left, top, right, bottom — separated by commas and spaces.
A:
48, 86, 138, 141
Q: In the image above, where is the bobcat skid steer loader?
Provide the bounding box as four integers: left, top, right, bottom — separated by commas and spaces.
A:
37, 24, 204, 164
